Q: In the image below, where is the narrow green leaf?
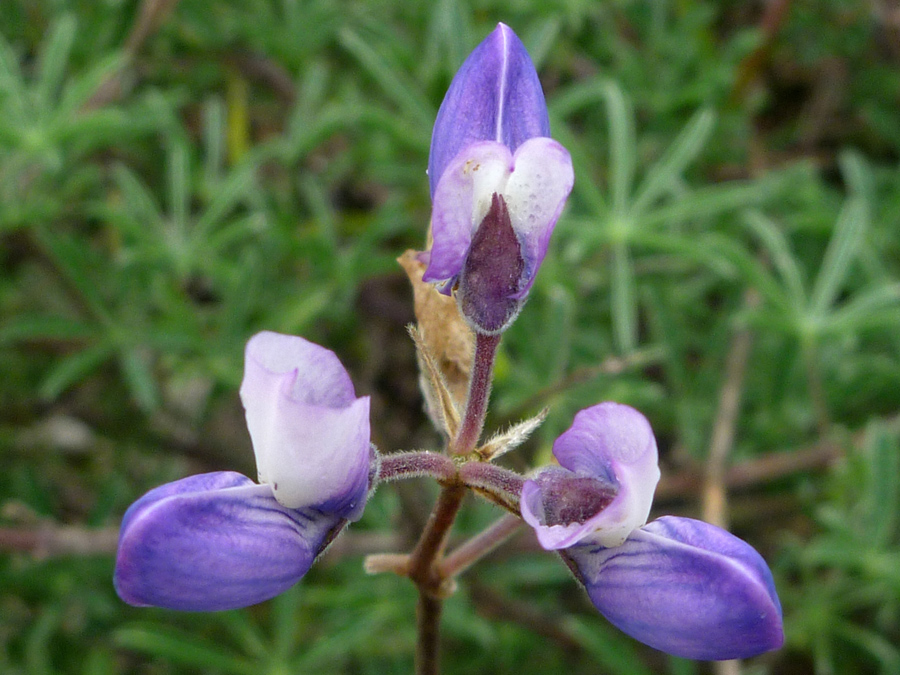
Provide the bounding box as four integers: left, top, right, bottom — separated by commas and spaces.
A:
32, 227, 113, 324
611, 241, 637, 353
194, 162, 258, 243
167, 140, 191, 238
0, 31, 29, 125
522, 16, 562, 70
0, 314, 96, 344
602, 81, 636, 220
549, 115, 608, 215
565, 616, 654, 675
864, 424, 899, 547
338, 27, 433, 129
631, 108, 715, 217
822, 284, 900, 335
638, 178, 776, 230
112, 164, 164, 230
57, 52, 124, 115
202, 96, 226, 186
633, 230, 736, 278
809, 195, 868, 317
742, 210, 807, 310
115, 625, 257, 675
119, 348, 160, 412
838, 149, 873, 200
427, 0, 472, 73
40, 342, 114, 400
35, 15, 77, 114
25, 608, 59, 675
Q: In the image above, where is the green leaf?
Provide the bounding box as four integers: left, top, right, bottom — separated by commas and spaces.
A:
194, 162, 259, 244
115, 625, 258, 675
119, 348, 160, 413
822, 284, 900, 335
631, 108, 715, 218
638, 178, 776, 229
40, 342, 114, 400
111, 164, 164, 229
338, 26, 433, 129
57, 52, 124, 115
565, 616, 654, 675
863, 423, 899, 547
35, 15, 77, 115
602, 81, 637, 221
0, 314, 96, 344
742, 210, 807, 310
611, 241, 637, 353
809, 195, 868, 317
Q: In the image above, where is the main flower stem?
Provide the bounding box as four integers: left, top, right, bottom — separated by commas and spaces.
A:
408, 332, 501, 675
416, 593, 443, 675
407, 483, 465, 675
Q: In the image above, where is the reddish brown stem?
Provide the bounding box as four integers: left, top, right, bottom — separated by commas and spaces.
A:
438, 514, 522, 579
451, 333, 500, 456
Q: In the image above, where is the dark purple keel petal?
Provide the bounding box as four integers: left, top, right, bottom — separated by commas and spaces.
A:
114, 473, 342, 611
568, 516, 784, 660
520, 467, 618, 550
457, 193, 524, 334
428, 22, 549, 196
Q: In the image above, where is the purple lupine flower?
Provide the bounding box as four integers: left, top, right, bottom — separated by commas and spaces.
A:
424, 23, 574, 334
521, 402, 784, 660
114, 332, 373, 611
521, 403, 660, 549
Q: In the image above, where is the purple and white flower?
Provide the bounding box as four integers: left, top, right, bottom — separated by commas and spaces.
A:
520, 402, 784, 660
114, 332, 373, 611
424, 23, 574, 333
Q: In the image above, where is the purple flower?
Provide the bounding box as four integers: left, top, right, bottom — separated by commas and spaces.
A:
521, 403, 660, 549
424, 23, 574, 333
114, 332, 373, 611
521, 403, 784, 660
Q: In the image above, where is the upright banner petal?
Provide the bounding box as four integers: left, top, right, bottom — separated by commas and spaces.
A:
241, 331, 371, 519
428, 23, 550, 196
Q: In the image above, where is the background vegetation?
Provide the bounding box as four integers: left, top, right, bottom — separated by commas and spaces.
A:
1, 0, 899, 673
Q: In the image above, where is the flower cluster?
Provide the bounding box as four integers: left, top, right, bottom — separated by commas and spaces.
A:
114, 22, 783, 665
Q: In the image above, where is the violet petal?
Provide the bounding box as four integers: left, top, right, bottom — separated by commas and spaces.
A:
114, 472, 341, 611
241, 331, 371, 519
424, 138, 572, 293
428, 22, 549, 196
567, 516, 784, 660
552, 403, 660, 546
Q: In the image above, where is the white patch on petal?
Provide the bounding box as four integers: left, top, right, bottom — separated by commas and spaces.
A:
425, 141, 513, 284
501, 138, 573, 282
240, 332, 371, 514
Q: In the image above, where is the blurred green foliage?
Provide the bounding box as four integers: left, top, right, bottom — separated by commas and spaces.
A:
1, 0, 899, 673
